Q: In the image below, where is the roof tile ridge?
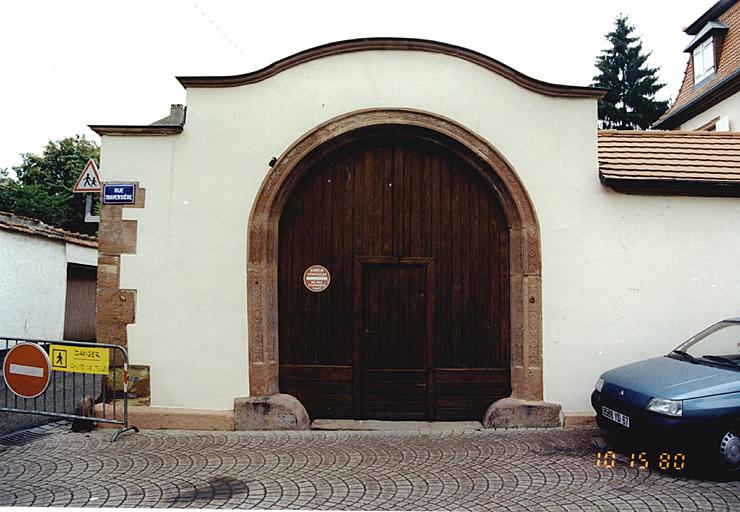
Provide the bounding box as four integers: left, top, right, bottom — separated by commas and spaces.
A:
599, 130, 740, 137
0, 211, 98, 242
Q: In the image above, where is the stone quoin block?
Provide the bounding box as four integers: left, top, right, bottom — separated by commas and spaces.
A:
482, 397, 562, 428
234, 394, 310, 431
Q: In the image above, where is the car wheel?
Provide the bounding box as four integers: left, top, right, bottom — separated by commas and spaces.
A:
699, 424, 740, 481
718, 429, 740, 472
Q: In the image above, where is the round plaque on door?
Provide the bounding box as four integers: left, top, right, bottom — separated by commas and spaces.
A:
303, 265, 331, 292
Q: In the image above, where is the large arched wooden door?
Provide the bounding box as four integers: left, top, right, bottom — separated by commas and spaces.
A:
278, 126, 510, 420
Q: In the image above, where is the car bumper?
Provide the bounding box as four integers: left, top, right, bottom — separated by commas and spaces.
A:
591, 390, 709, 441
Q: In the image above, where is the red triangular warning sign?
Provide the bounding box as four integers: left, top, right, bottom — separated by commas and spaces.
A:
73, 160, 102, 193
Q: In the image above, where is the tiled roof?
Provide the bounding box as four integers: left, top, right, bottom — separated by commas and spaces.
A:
0, 211, 98, 248
655, 0, 740, 128
598, 130, 740, 195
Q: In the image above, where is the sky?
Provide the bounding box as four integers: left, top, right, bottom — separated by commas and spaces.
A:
0, 0, 717, 171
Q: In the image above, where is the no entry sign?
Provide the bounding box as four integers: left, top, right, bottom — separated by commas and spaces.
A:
2, 343, 52, 398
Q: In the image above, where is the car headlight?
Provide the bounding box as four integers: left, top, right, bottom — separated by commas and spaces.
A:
595, 377, 605, 393
646, 397, 683, 417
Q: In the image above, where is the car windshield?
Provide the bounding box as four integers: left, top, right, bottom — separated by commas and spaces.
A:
674, 321, 740, 367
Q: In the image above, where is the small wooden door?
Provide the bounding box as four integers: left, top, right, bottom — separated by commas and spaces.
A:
356, 257, 434, 420
63, 264, 97, 342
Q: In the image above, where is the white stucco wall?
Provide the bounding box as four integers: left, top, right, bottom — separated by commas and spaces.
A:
544, 190, 740, 413
679, 90, 740, 130
66, 242, 98, 266
0, 230, 96, 341
100, 49, 740, 414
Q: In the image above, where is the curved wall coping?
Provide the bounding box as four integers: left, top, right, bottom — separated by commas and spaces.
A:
177, 37, 606, 99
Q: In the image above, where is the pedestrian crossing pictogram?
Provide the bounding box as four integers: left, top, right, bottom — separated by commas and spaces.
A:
51, 348, 67, 369
73, 160, 102, 193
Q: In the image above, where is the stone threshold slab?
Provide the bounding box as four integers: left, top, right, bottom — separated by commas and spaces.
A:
311, 419, 484, 431
94, 404, 234, 430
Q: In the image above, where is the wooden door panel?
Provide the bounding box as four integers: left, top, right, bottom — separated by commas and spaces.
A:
278, 128, 511, 421
434, 368, 511, 420
359, 262, 430, 419
63, 264, 97, 342
360, 264, 425, 370
280, 365, 353, 419
361, 369, 427, 420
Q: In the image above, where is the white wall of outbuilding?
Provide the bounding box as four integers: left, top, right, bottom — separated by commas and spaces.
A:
0, 230, 97, 341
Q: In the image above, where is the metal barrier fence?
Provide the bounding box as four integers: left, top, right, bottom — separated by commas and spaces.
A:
1, 337, 138, 441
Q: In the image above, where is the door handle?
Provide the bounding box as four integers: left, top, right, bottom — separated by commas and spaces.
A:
363, 329, 376, 335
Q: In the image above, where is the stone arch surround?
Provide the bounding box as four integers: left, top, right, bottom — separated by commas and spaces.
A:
244, 108, 551, 428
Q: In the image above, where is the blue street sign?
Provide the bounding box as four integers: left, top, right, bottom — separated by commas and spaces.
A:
102, 184, 136, 205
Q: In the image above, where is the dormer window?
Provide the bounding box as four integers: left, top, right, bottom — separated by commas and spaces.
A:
693, 37, 715, 83
684, 20, 729, 86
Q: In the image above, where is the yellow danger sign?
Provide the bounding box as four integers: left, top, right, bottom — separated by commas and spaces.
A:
50, 345, 109, 375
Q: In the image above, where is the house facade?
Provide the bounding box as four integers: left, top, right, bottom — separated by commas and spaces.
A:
91, 38, 740, 430
655, 0, 740, 130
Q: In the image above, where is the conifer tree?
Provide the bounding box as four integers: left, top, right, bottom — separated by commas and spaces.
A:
593, 15, 669, 129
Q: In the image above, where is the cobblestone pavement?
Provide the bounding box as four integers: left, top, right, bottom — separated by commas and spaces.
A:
0, 423, 738, 511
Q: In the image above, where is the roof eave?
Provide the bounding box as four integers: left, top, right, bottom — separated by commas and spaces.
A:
683, 21, 730, 52
0, 212, 98, 248
685, 0, 738, 34
89, 124, 183, 136
652, 69, 740, 129
600, 174, 740, 197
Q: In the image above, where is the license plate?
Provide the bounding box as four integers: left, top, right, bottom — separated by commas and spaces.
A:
602, 406, 630, 428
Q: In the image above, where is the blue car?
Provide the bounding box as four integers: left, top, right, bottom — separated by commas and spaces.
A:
591, 319, 740, 473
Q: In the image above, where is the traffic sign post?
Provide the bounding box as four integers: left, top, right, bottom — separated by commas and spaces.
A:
2, 342, 52, 398
73, 159, 101, 224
